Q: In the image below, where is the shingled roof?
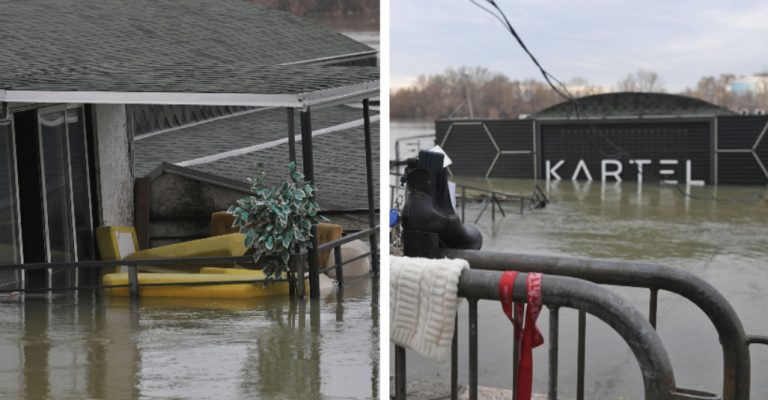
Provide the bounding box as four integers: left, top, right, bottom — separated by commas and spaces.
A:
0, 0, 373, 70
528, 92, 736, 120
135, 105, 380, 209
0, 0, 378, 106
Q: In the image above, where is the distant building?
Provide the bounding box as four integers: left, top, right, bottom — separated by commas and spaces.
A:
436, 92, 768, 185
728, 76, 768, 95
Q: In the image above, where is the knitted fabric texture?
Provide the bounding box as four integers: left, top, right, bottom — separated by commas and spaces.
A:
390, 256, 469, 362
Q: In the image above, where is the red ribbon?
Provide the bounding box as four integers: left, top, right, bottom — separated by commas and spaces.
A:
499, 271, 544, 400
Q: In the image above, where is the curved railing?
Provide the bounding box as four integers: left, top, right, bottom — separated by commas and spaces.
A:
441, 248, 757, 400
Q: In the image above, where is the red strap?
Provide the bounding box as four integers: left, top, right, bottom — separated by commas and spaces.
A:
499, 271, 544, 400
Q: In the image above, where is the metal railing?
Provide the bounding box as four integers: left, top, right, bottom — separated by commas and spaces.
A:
394, 269, 720, 400
394, 231, 766, 400
0, 224, 379, 300
390, 172, 546, 224
441, 249, 768, 400
392, 134, 436, 168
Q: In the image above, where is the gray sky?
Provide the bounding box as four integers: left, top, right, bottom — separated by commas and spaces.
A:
391, 0, 768, 92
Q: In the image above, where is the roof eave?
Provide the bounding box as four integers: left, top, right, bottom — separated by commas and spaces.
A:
300, 80, 379, 110
0, 81, 381, 108
280, 50, 378, 66
0, 89, 303, 107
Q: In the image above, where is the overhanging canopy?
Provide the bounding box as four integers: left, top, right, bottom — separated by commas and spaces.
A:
0, 64, 379, 108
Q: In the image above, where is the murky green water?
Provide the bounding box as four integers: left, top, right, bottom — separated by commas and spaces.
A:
393, 121, 768, 399
0, 280, 378, 400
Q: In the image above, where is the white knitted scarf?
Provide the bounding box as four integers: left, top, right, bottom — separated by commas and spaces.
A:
390, 256, 469, 362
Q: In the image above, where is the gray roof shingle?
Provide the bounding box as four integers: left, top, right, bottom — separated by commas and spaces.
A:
135, 105, 379, 209
0, 0, 377, 98
0, 0, 371, 71
529, 92, 736, 119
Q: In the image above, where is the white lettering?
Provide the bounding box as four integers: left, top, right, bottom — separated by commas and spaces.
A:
659, 159, 678, 184
686, 160, 705, 186
543, 158, 706, 188
571, 160, 593, 181
546, 160, 564, 182
601, 160, 623, 182
629, 159, 651, 184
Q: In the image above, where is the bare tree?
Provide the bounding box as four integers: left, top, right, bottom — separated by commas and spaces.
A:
617, 69, 665, 92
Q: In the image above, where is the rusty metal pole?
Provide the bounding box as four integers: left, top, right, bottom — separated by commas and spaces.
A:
362, 99, 378, 274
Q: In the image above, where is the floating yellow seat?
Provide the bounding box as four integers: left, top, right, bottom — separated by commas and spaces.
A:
102, 270, 297, 298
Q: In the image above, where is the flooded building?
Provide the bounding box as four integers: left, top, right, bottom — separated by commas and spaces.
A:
0, 0, 378, 288
436, 92, 768, 185
0, 1, 379, 399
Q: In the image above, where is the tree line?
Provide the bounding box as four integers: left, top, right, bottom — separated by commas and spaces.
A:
391, 66, 768, 120
252, 0, 378, 18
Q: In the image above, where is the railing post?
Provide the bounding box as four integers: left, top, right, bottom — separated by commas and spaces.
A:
308, 225, 319, 299
451, 315, 459, 400
128, 265, 139, 299
395, 345, 407, 400
577, 310, 586, 400
649, 288, 658, 329
548, 306, 559, 400
469, 298, 479, 400
362, 98, 379, 274
287, 108, 296, 163
295, 254, 305, 299
333, 246, 344, 286
491, 193, 496, 223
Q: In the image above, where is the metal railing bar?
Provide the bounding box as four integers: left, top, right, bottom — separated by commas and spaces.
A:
548, 306, 559, 400
333, 246, 344, 286
493, 194, 507, 217
469, 298, 479, 400
120, 278, 291, 287
0, 278, 294, 295
442, 249, 751, 400
389, 172, 531, 201
650, 288, 658, 329
457, 269, 678, 400
513, 305, 520, 399
451, 315, 459, 400
577, 310, 586, 400
0, 284, 129, 293
491, 194, 495, 222
318, 252, 372, 275
0, 255, 263, 271
395, 344, 407, 400
747, 336, 768, 346
474, 199, 490, 224
338, 272, 376, 285
309, 226, 320, 299
315, 226, 379, 251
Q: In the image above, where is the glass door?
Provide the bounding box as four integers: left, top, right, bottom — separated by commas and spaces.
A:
0, 118, 22, 289
38, 105, 94, 288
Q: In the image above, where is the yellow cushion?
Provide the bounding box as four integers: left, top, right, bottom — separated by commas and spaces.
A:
208, 211, 343, 270
123, 233, 247, 273
102, 272, 294, 298
95, 226, 140, 274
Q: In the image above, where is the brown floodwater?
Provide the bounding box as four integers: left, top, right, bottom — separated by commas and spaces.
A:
392, 121, 768, 399
0, 279, 378, 400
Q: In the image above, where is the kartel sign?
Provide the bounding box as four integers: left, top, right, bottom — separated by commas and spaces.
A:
545, 159, 705, 186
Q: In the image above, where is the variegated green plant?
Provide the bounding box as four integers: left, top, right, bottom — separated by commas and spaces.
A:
227, 162, 327, 279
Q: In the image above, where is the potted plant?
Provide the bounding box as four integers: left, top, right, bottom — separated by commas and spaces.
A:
227, 161, 327, 280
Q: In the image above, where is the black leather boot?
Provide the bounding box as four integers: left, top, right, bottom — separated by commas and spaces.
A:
401, 152, 483, 250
